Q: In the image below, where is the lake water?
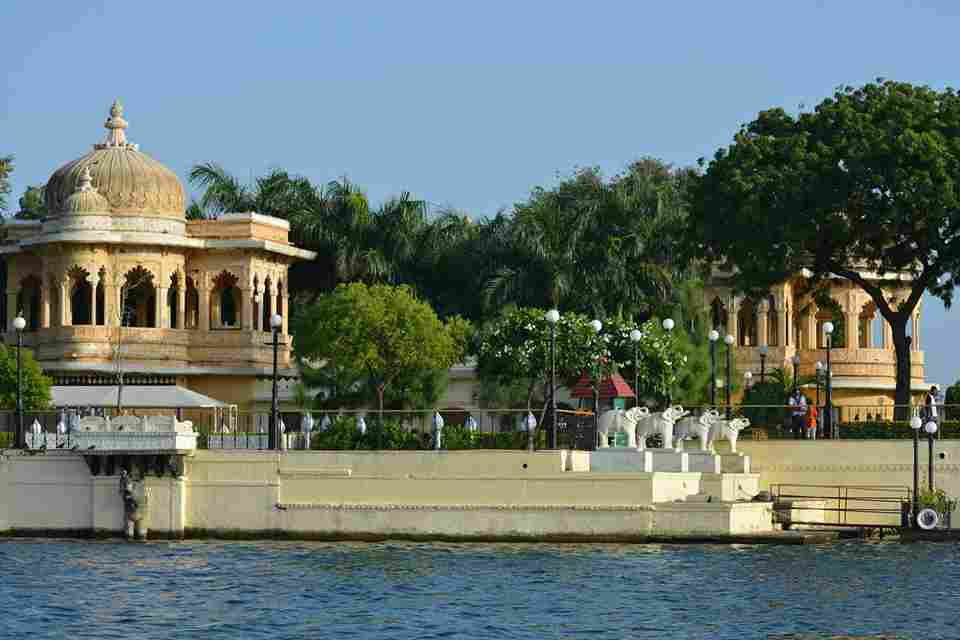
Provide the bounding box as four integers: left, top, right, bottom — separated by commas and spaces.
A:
0, 539, 957, 639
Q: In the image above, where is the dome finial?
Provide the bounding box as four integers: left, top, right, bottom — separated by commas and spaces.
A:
100, 99, 131, 148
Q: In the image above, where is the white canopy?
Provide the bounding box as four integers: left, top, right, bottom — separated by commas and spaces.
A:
50, 385, 230, 408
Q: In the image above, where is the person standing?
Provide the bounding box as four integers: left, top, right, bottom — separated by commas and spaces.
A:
788, 389, 807, 439
925, 385, 940, 426
806, 404, 818, 440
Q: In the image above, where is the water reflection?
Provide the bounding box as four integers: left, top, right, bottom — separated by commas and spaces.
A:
0, 539, 957, 639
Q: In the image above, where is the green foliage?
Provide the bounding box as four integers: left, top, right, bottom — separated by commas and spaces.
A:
306, 418, 529, 451
945, 381, 960, 420
836, 421, 960, 439
0, 155, 11, 213
0, 345, 52, 410
294, 283, 470, 412
919, 488, 956, 516
15, 186, 45, 220
690, 80, 960, 409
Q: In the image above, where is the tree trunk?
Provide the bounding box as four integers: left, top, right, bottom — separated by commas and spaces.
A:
890, 315, 912, 421
377, 384, 385, 425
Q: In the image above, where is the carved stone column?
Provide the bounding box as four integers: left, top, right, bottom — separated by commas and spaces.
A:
806, 311, 817, 350
268, 282, 278, 321
241, 287, 253, 331
757, 300, 769, 348
40, 282, 50, 328
177, 286, 186, 330
158, 287, 169, 329
729, 296, 740, 344
60, 281, 70, 327
280, 289, 288, 335
883, 318, 893, 350
845, 310, 858, 349
89, 276, 99, 327
198, 281, 210, 332
103, 282, 116, 327
912, 313, 920, 351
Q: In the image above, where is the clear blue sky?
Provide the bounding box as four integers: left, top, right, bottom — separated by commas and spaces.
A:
2, 0, 958, 384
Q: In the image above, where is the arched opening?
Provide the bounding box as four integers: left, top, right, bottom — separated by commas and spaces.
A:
121, 266, 156, 328
766, 294, 778, 346
95, 270, 105, 326
261, 277, 273, 332
211, 271, 240, 329
168, 273, 180, 329
737, 298, 757, 347
277, 279, 284, 323
815, 300, 845, 349
185, 277, 199, 329
709, 297, 728, 334
18, 275, 41, 331
68, 267, 92, 325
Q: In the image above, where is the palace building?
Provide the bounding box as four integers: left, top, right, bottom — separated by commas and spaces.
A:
704, 270, 929, 419
0, 101, 316, 409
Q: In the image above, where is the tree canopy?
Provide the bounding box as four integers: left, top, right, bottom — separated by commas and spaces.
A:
0, 345, 52, 411
293, 283, 471, 416
689, 80, 960, 411
0, 155, 12, 213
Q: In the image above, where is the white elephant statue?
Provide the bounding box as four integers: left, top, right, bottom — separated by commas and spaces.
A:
597, 407, 650, 448
705, 416, 751, 453
633, 406, 688, 450
674, 409, 720, 451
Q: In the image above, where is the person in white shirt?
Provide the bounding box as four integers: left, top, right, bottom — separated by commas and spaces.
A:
787, 389, 807, 439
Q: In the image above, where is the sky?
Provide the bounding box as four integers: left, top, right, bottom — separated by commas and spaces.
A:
2, 0, 959, 383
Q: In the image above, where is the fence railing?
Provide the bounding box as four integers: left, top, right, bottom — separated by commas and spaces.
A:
0, 404, 955, 451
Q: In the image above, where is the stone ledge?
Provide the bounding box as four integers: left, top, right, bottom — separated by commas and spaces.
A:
277, 502, 658, 512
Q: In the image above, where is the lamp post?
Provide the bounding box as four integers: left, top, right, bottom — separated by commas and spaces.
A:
925, 420, 938, 492
630, 328, 642, 409
744, 371, 753, 390
269, 313, 282, 450
708, 330, 719, 407
724, 334, 734, 419
13, 313, 26, 449
590, 319, 602, 434
759, 345, 768, 384
545, 309, 560, 449
662, 318, 675, 407
911, 416, 922, 527
823, 321, 835, 439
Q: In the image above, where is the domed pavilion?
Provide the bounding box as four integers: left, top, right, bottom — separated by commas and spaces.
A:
0, 101, 316, 409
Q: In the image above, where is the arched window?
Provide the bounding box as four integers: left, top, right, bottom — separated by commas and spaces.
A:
737, 298, 757, 347
121, 266, 156, 328
815, 301, 845, 349
185, 277, 199, 329
710, 297, 728, 333
261, 277, 273, 332
859, 302, 878, 348
68, 266, 92, 326
211, 271, 240, 329
18, 275, 42, 331
167, 273, 180, 329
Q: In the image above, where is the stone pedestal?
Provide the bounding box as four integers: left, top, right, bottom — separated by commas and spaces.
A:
720, 453, 750, 474
700, 473, 760, 501
686, 452, 722, 473
590, 448, 652, 473
649, 450, 689, 472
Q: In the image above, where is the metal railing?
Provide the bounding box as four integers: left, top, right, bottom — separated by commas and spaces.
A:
769, 483, 912, 530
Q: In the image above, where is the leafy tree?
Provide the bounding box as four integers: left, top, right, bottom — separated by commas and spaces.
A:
15, 186, 46, 220
689, 80, 960, 415
0, 344, 53, 410
945, 381, 960, 420
294, 283, 470, 420
0, 155, 12, 213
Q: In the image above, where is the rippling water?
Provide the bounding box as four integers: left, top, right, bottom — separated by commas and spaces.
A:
0, 539, 956, 639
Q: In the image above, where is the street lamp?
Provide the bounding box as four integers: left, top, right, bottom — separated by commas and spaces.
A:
925, 420, 938, 492
13, 312, 26, 449
589, 319, 602, 436
759, 345, 768, 384
823, 321, 835, 439
630, 328, 642, 409
708, 330, 719, 407
545, 309, 560, 449
744, 370, 753, 390
269, 313, 283, 450
911, 415, 922, 526
724, 334, 734, 419
662, 318, 675, 407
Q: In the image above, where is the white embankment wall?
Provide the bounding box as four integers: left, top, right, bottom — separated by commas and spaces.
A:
0, 449, 771, 540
